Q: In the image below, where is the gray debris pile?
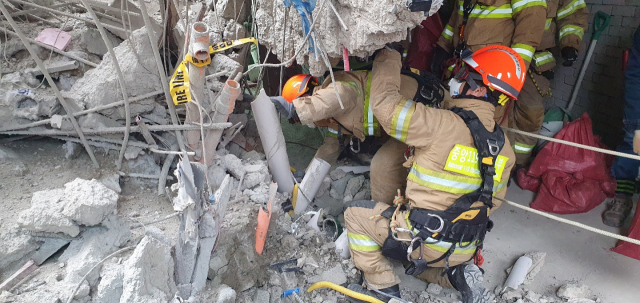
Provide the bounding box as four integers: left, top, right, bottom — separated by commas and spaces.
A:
254, 0, 444, 75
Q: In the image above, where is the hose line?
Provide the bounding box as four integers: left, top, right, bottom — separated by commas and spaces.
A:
307, 282, 384, 303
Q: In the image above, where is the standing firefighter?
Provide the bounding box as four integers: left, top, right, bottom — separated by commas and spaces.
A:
344, 46, 522, 303
509, 0, 588, 165
431, 0, 547, 165
269, 70, 419, 203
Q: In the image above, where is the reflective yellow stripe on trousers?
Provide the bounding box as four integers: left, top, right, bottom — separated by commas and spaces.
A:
408, 163, 507, 195
347, 232, 381, 252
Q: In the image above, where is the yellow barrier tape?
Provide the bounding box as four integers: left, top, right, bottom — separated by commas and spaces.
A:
210, 37, 258, 54
170, 61, 191, 105
169, 37, 258, 105
184, 53, 211, 67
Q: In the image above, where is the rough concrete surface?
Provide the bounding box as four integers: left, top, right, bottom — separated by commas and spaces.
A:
66, 26, 161, 119
255, 0, 438, 75
121, 227, 177, 303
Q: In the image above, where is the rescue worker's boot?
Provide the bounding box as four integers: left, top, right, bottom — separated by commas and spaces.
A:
447, 264, 493, 303
602, 193, 634, 227
345, 284, 400, 303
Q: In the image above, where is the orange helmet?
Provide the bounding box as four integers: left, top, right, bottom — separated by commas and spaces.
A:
282, 74, 318, 102
460, 45, 526, 100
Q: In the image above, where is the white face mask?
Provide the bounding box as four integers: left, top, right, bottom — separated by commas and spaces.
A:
448, 78, 465, 97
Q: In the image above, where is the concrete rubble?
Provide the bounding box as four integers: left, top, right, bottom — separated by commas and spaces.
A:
0, 1, 626, 303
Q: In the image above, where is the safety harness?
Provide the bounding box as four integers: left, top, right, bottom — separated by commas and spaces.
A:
380, 107, 505, 277
401, 68, 446, 107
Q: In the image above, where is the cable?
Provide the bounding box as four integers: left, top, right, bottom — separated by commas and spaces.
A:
495, 197, 640, 246
503, 126, 640, 161
243, 0, 329, 76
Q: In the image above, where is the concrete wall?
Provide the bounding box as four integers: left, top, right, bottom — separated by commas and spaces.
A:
547, 0, 640, 147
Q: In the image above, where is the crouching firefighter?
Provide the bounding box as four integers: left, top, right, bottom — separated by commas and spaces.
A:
269, 67, 441, 203
343, 45, 523, 303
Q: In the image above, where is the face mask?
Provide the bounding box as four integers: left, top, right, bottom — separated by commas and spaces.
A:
448, 78, 465, 97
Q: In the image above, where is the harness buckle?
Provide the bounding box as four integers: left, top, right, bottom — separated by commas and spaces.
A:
350, 137, 360, 153
391, 228, 415, 242
425, 214, 444, 233
487, 139, 500, 156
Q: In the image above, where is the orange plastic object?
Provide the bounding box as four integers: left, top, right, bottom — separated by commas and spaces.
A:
256, 183, 277, 254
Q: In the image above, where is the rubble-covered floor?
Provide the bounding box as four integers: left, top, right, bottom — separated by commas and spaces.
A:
480, 186, 640, 303
3, 137, 639, 303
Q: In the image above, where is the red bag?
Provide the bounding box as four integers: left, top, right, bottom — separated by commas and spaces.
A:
404, 14, 443, 71
518, 113, 615, 214
525, 113, 613, 182
530, 171, 610, 214
611, 198, 640, 260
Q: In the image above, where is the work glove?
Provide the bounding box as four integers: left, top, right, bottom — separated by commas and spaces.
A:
634, 130, 640, 155
431, 45, 453, 78
561, 47, 579, 67
270, 96, 297, 121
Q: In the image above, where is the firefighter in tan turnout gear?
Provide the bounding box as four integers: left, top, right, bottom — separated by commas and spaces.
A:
431, 0, 547, 165
269, 69, 419, 203
507, 0, 588, 163
344, 46, 523, 303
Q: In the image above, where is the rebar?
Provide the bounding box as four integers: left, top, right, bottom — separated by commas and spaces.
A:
79, 0, 132, 170
9, 0, 126, 33
138, 0, 186, 152
0, 1, 100, 168
1, 122, 232, 136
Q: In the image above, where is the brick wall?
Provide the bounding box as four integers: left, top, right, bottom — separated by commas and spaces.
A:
547, 0, 640, 148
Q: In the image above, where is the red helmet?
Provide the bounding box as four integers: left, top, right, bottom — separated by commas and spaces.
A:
282, 74, 318, 102
461, 45, 526, 100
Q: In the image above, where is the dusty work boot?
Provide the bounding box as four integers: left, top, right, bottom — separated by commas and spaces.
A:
346, 284, 400, 303
447, 264, 493, 303
602, 194, 634, 227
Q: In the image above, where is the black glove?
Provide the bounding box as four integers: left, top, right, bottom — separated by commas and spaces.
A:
431, 45, 453, 78
270, 96, 297, 121
561, 47, 578, 67
386, 42, 404, 54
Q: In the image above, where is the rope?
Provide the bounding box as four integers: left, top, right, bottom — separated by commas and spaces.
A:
502, 127, 640, 161
495, 197, 640, 246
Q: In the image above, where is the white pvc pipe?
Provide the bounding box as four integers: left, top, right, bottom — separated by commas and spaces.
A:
294, 158, 330, 214
502, 256, 532, 292
251, 89, 294, 193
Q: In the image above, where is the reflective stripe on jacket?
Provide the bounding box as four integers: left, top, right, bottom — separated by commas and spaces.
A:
370, 49, 516, 212
437, 0, 547, 64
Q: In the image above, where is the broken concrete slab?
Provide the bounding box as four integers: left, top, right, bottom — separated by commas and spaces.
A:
206, 54, 243, 92
329, 174, 354, 200
17, 188, 80, 237
558, 284, 592, 300
329, 168, 346, 181
121, 227, 177, 303
308, 264, 347, 286
61, 178, 119, 226
82, 28, 123, 56
95, 262, 124, 303
344, 175, 365, 198
0, 230, 39, 272
221, 153, 244, 179
67, 26, 162, 120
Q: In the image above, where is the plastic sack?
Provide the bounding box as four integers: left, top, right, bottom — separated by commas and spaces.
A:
611, 199, 640, 260
404, 14, 443, 71
518, 113, 615, 214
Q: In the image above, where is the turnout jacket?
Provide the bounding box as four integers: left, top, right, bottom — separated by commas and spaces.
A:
532, 0, 589, 71
293, 71, 418, 141
371, 49, 516, 212
437, 0, 547, 64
